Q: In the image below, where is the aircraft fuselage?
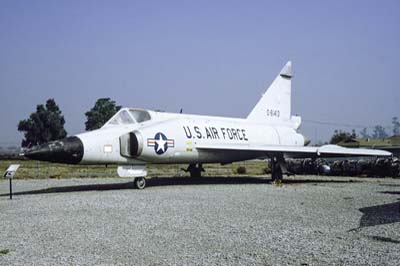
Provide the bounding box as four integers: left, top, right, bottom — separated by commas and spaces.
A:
76, 111, 305, 165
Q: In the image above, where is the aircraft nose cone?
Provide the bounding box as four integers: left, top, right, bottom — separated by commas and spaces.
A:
24, 136, 84, 164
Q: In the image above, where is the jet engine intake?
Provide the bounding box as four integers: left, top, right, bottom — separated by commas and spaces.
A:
120, 131, 143, 158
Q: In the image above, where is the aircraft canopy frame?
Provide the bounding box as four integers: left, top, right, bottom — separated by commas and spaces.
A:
103, 108, 151, 127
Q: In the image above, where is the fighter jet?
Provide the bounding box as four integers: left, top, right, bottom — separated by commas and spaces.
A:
24, 62, 391, 188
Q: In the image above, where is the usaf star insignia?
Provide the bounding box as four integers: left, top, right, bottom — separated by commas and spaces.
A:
147, 132, 175, 155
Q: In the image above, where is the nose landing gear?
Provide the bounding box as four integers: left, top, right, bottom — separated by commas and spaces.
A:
134, 177, 146, 189
117, 165, 147, 189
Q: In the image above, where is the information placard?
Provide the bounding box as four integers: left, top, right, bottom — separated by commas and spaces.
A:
3, 164, 20, 179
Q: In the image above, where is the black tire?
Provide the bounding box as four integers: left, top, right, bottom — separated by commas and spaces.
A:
134, 177, 146, 189
190, 168, 201, 178
188, 163, 203, 178
272, 165, 283, 182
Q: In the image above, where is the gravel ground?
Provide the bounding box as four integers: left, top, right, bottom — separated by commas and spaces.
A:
0, 175, 399, 266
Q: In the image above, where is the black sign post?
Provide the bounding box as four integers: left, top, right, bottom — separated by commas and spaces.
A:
9, 178, 12, 199
3, 164, 20, 200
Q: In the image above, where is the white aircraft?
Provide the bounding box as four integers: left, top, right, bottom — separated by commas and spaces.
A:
24, 62, 391, 188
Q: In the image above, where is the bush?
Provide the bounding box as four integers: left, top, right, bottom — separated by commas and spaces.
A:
0, 249, 9, 255
236, 166, 247, 174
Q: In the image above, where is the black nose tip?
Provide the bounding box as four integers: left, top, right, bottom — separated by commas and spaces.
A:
24, 136, 84, 164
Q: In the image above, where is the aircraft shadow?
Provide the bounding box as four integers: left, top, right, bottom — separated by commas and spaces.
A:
350, 192, 400, 231
0, 182, 136, 196
0, 176, 359, 197
380, 191, 400, 196
148, 176, 359, 187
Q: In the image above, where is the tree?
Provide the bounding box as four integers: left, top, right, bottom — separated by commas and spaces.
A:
372, 125, 388, 139
392, 117, 400, 135
350, 129, 357, 139
85, 98, 121, 131
359, 127, 370, 139
329, 129, 356, 144
18, 99, 67, 147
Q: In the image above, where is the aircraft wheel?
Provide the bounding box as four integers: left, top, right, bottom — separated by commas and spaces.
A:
134, 177, 146, 189
190, 168, 201, 178
187, 163, 203, 178
271, 162, 283, 182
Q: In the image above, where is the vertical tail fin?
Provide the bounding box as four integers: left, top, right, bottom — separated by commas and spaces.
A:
247, 61, 299, 128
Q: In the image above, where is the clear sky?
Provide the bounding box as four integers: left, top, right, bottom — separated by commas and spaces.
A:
0, 0, 399, 146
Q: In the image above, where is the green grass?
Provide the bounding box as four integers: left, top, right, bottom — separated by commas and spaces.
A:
0, 159, 270, 180
0, 249, 9, 255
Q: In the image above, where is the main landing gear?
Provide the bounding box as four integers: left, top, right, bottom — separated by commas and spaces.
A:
270, 155, 289, 184
182, 163, 205, 178
117, 165, 147, 189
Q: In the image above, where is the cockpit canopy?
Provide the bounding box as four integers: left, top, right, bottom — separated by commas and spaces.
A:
103, 108, 151, 127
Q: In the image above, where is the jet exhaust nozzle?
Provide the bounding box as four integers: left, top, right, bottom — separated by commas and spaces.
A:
24, 136, 84, 164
